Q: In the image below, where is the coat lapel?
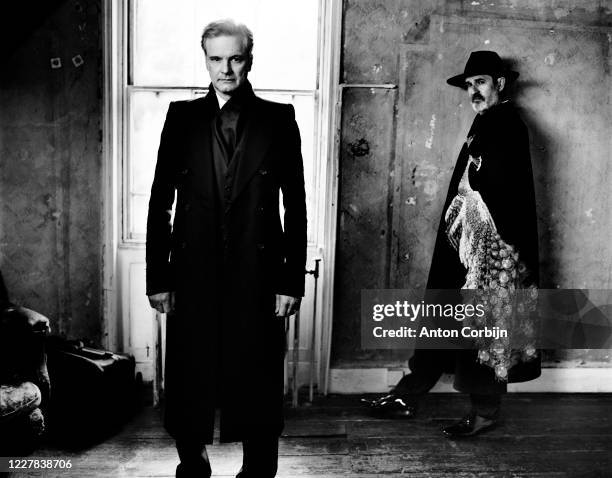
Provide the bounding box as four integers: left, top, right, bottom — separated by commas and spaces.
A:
230, 97, 272, 203
187, 87, 273, 205
188, 92, 218, 198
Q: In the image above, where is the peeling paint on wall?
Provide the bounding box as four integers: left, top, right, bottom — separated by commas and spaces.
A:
349, 138, 371, 157
553, 7, 571, 19
425, 114, 436, 149
585, 208, 596, 224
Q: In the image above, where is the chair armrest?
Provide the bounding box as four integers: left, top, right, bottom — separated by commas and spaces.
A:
1, 306, 51, 334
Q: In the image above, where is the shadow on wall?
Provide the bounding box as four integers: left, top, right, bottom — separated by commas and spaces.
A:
507, 63, 559, 289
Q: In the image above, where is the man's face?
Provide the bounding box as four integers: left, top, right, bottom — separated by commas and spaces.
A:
465, 74, 504, 114
204, 35, 251, 100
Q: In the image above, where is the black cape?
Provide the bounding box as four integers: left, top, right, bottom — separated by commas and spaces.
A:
427, 101, 540, 389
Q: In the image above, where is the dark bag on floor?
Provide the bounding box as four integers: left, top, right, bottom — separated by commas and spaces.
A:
45, 337, 138, 445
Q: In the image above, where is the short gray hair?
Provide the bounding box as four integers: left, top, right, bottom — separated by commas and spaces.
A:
201, 19, 253, 58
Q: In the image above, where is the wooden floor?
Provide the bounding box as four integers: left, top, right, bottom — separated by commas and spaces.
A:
9, 393, 612, 477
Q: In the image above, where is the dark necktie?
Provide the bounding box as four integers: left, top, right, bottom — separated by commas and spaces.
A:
217, 105, 240, 162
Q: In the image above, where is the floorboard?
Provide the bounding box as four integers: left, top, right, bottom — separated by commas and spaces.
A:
6, 394, 611, 477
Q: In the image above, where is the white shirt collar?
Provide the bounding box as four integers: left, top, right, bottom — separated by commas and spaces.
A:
215, 91, 229, 110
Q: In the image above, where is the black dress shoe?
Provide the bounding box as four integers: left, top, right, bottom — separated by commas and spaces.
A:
362, 393, 417, 418
176, 458, 211, 478
236, 466, 276, 478
442, 413, 497, 438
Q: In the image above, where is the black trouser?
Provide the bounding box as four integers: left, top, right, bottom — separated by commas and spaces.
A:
241, 435, 279, 477
392, 348, 501, 419
176, 435, 279, 478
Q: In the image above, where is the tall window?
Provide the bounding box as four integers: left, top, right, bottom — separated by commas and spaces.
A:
125, 0, 320, 243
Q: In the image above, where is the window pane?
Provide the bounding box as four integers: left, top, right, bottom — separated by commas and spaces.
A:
128, 89, 191, 238
132, 0, 319, 90
129, 89, 193, 196
132, 0, 200, 86
129, 193, 149, 240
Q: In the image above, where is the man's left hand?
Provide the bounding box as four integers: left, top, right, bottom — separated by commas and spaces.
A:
275, 294, 301, 317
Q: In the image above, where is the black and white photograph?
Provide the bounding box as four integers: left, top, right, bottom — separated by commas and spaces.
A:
1, 1, 611, 477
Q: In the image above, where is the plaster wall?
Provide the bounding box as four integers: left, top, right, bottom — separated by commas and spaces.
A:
0, 1, 103, 343
333, 0, 612, 366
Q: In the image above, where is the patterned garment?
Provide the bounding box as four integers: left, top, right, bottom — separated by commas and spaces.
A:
444, 154, 538, 380
0, 382, 41, 423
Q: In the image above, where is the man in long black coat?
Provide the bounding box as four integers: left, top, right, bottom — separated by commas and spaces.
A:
367, 51, 540, 437
146, 20, 306, 478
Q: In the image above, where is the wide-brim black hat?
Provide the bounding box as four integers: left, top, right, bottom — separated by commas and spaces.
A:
447, 51, 519, 89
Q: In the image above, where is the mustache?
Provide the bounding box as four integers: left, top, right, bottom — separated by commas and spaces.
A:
471, 93, 484, 102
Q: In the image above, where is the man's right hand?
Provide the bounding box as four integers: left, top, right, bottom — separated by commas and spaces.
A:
148, 292, 175, 314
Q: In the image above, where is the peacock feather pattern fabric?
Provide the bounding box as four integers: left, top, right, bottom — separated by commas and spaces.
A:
445, 154, 538, 380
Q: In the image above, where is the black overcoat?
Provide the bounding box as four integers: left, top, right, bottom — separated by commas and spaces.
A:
146, 86, 307, 443
427, 101, 540, 392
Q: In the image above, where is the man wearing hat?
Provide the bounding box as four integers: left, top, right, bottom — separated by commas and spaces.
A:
365, 51, 540, 437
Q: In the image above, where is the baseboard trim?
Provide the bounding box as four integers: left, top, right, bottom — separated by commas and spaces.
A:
328, 367, 612, 394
